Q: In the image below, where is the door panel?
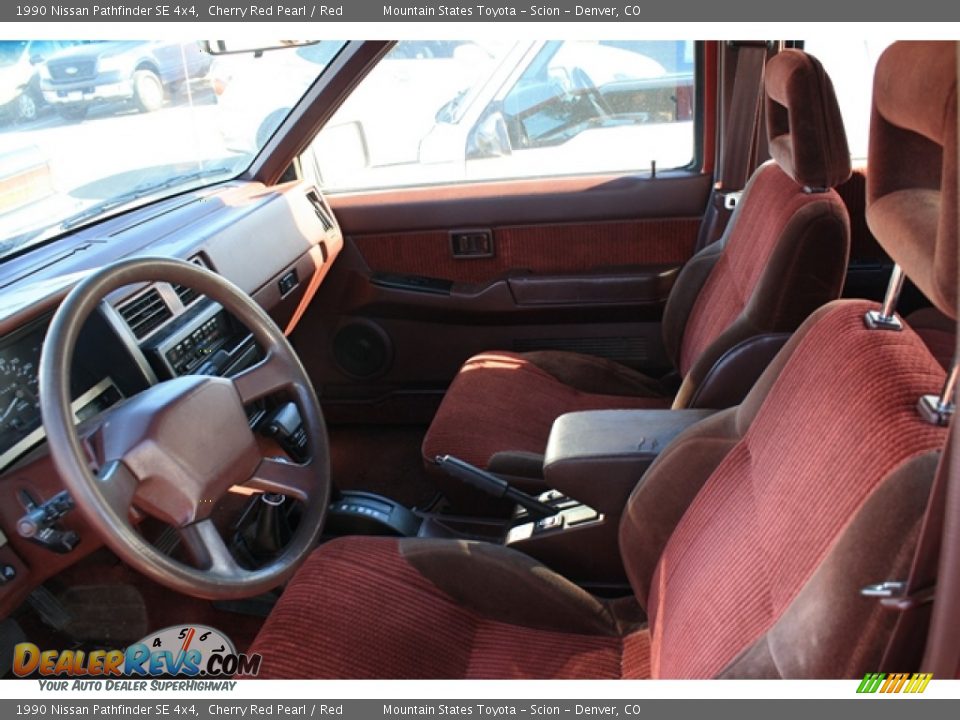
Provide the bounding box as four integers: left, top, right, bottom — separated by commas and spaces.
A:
353, 216, 700, 285
291, 172, 711, 425
289, 38, 712, 424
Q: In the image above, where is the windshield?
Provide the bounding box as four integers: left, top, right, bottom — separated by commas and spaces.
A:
0, 42, 28, 67
0, 39, 346, 262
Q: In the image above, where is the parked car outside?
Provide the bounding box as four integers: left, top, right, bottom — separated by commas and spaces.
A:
308, 40, 696, 189
0, 41, 78, 124
212, 40, 694, 189
210, 41, 487, 156
38, 41, 212, 121
0, 140, 86, 258
211, 41, 347, 153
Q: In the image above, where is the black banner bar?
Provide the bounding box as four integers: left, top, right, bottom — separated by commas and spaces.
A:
3, 0, 960, 22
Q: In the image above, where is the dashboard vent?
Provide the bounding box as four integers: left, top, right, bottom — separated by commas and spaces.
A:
306, 190, 334, 232
172, 256, 208, 307
174, 284, 199, 307
118, 288, 172, 339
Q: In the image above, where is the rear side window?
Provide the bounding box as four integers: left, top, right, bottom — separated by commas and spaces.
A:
307, 40, 697, 192
802, 40, 894, 163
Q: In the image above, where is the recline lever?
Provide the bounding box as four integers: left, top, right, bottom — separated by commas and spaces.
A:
434, 455, 555, 520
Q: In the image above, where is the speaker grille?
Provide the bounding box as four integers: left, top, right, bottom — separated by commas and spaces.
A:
333, 322, 391, 378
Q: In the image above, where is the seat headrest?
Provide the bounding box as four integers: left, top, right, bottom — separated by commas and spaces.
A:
765, 49, 852, 189
867, 41, 958, 320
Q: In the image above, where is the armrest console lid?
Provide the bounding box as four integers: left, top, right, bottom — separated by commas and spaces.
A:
544, 409, 715, 512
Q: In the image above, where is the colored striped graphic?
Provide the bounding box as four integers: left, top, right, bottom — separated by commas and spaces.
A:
857, 672, 933, 694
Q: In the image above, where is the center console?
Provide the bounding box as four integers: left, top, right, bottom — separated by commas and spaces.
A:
503, 409, 714, 587
306, 408, 716, 592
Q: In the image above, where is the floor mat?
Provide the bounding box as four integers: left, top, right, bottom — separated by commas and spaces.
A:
59, 585, 148, 644
329, 425, 441, 509
17, 549, 265, 654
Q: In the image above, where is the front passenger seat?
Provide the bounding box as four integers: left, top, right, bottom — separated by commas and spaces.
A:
423, 49, 853, 475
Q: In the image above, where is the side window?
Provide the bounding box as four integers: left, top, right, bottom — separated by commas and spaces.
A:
802, 40, 894, 163
308, 40, 697, 192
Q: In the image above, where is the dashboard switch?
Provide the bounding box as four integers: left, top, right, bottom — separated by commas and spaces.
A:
261, 402, 308, 462
278, 269, 299, 296
33, 528, 80, 554
17, 490, 80, 554
0, 564, 16, 585
17, 490, 74, 538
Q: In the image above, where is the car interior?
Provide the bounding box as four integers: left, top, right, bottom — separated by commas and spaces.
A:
0, 39, 958, 680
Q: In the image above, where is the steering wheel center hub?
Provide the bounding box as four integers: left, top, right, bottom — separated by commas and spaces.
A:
100, 375, 259, 526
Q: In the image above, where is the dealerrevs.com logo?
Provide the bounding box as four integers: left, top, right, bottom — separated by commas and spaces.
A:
13, 625, 261, 684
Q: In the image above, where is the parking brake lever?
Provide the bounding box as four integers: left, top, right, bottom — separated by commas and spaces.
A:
434, 455, 555, 520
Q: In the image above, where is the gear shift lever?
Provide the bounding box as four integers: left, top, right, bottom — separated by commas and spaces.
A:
236, 493, 292, 565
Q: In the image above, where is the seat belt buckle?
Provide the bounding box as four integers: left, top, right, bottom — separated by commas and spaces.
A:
722, 191, 743, 210
861, 580, 936, 611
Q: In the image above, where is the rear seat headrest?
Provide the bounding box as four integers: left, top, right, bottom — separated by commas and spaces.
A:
765, 49, 852, 189
867, 41, 958, 320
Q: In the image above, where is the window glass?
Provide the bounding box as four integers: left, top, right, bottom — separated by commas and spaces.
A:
309, 40, 696, 192
802, 40, 894, 163
27, 41, 62, 60
0, 40, 344, 261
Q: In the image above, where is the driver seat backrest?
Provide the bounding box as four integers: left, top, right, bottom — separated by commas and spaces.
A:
621, 40, 957, 678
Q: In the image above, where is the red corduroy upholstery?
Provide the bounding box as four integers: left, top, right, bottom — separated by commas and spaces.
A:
646, 302, 947, 677
252, 302, 946, 679
677, 164, 847, 375
244, 537, 651, 679
421, 351, 670, 469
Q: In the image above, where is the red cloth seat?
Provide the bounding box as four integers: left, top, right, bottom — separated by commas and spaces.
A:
423, 50, 853, 471
419, 351, 671, 470
248, 302, 949, 679
245, 537, 651, 679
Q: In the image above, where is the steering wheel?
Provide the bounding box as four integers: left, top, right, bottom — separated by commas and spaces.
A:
571, 67, 614, 118
39, 257, 331, 600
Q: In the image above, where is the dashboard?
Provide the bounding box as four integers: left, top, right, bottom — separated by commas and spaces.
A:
0, 324, 43, 469
0, 318, 125, 472
0, 179, 344, 616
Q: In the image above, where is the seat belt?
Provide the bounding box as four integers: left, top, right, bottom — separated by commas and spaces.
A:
921, 417, 960, 678
873, 425, 954, 673
695, 42, 768, 252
